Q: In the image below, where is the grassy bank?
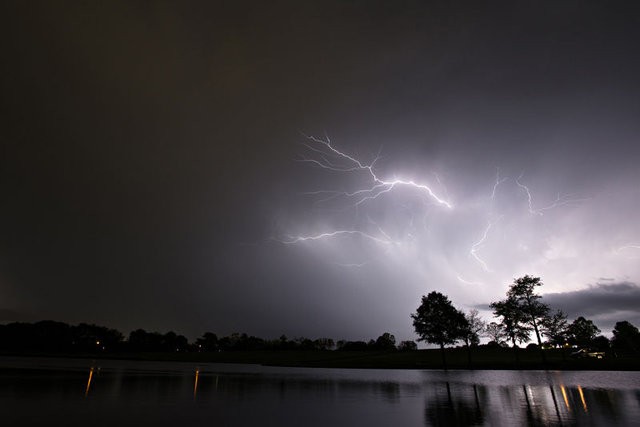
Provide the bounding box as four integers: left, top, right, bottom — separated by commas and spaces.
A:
4, 347, 639, 370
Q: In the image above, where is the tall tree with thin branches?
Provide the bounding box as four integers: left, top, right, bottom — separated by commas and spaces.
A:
541, 309, 569, 348
490, 296, 531, 364
461, 309, 486, 368
484, 322, 507, 346
506, 275, 550, 351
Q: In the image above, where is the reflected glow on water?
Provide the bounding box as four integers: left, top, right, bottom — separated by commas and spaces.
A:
193, 369, 199, 399
560, 384, 570, 411
578, 385, 587, 412
84, 367, 94, 398
0, 357, 638, 426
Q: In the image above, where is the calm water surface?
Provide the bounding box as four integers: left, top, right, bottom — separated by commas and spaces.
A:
1, 356, 639, 426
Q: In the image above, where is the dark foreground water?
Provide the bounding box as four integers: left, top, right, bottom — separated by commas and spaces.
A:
1, 357, 639, 426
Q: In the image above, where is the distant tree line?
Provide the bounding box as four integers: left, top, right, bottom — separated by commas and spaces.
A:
0, 321, 415, 354
2, 274, 639, 360
0, 321, 125, 353
411, 275, 640, 367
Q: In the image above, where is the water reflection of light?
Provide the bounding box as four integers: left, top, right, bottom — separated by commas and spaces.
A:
524, 385, 534, 403
85, 367, 94, 397
193, 369, 199, 398
577, 385, 588, 412
549, 385, 562, 424
560, 385, 570, 411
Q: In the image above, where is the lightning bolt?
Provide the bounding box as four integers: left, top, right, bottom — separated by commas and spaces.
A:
617, 245, 640, 251
516, 173, 588, 215
456, 172, 510, 280
470, 216, 503, 272
279, 230, 395, 246
456, 274, 484, 286
490, 167, 508, 201
280, 134, 589, 283
333, 261, 370, 268
615, 245, 640, 258
298, 134, 453, 209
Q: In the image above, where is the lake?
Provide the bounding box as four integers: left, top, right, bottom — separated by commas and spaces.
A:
1, 356, 639, 426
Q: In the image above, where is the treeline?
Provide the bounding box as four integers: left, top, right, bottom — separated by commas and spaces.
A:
3, 275, 639, 359
193, 331, 416, 352
0, 321, 416, 354
0, 321, 125, 353
411, 275, 640, 367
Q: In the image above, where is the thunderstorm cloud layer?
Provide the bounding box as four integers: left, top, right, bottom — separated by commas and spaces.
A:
273, 135, 640, 339
1, 1, 640, 341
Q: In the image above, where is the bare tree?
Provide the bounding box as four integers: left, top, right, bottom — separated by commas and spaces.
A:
541, 309, 568, 348
484, 322, 507, 346
461, 309, 486, 368
462, 309, 486, 347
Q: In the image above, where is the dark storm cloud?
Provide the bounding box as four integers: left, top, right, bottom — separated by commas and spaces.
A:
1, 1, 639, 341
475, 282, 640, 334
542, 282, 640, 332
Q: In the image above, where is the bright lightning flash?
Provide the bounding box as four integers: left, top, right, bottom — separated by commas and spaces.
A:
298, 134, 453, 209
278, 134, 589, 282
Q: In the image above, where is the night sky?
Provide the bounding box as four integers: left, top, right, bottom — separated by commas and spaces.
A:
2, 1, 640, 342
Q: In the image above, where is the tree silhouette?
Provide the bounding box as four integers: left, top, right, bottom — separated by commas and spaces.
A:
196, 332, 219, 352
591, 335, 611, 352
484, 322, 507, 346
567, 316, 600, 347
373, 332, 397, 350
313, 338, 335, 351
461, 309, 485, 368
540, 309, 569, 359
490, 297, 531, 363
411, 291, 468, 369
74, 323, 123, 352
398, 340, 417, 351
491, 275, 552, 363
541, 309, 568, 348
611, 321, 640, 354
506, 276, 550, 350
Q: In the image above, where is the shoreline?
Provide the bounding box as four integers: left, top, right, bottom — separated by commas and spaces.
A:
2, 348, 639, 371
